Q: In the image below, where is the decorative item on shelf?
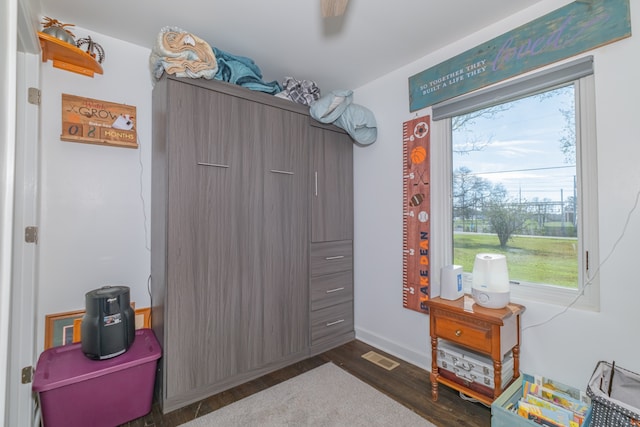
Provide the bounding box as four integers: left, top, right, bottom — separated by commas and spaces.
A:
37, 31, 103, 77
76, 36, 105, 64
471, 253, 511, 309
41, 16, 76, 45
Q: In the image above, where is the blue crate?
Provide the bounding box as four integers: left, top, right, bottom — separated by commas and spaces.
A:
492, 374, 592, 427
492, 379, 535, 427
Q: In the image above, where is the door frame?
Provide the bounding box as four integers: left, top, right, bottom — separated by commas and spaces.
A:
8, 50, 41, 427
8, 1, 41, 425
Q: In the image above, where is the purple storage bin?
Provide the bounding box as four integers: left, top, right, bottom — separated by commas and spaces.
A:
33, 328, 161, 427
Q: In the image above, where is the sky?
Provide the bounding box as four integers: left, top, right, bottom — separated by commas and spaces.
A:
452, 85, 576, 204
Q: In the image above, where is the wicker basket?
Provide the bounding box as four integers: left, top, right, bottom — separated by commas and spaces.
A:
587, 361, 640, 427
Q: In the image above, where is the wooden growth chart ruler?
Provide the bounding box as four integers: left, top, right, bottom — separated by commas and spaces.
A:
402, 115, 431, 314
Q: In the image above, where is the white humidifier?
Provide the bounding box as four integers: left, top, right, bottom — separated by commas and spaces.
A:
471, 253, 510, 309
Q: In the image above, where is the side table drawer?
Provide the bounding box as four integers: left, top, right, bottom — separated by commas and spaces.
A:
434, 315, 492, 354
311, 241, 353, 277
310, 270, 353, 311
310, 301, 354, 345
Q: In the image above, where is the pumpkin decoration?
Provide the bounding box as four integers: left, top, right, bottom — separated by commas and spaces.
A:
76, 36, 105, 64
41, 17, 76, 45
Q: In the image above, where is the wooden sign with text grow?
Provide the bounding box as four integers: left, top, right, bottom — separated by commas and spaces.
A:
61, 94, 138, 149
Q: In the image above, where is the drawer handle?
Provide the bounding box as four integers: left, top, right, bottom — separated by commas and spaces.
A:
326, 287, 345, 294
455, 329, 463, 337
326, 319, 345, 327
270, 169, 294, 175
325, 255, 345, 261
198, 162, 229, 168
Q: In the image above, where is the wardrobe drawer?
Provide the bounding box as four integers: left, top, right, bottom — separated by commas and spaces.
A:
310, 301, 354, 345
310, 240, 353, 277
310, 270, 353, 311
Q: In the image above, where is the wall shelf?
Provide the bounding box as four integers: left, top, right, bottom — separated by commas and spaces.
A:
38, 31, 103, 77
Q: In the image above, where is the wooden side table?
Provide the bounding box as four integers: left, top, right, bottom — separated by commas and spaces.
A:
426, 295, 525, 406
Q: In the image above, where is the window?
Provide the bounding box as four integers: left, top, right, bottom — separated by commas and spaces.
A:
430, 56, 599, 310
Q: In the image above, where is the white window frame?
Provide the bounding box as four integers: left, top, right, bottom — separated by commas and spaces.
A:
430, 57, 600, 311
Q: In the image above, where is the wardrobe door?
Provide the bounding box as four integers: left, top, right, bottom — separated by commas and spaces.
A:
310, 124, 354, 243
234, 99, 266, 372
260, 105, 309, 365
165, 81, 249, 402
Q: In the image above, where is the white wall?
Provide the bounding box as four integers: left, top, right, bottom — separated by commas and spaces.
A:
353, 0, 640, 390
37, 29, 153, 352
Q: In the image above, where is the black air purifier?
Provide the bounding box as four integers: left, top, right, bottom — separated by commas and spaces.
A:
81, 285, 135, 360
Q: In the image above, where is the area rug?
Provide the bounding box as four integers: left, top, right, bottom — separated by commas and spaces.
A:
179, 362, 435, 427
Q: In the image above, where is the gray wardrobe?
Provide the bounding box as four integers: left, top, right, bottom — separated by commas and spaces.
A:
151, 75, 354, 413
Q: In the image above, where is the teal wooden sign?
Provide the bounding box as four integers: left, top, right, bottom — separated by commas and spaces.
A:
408, 0, 631, 112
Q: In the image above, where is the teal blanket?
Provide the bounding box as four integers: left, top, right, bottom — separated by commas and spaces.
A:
213, 47, 282, 95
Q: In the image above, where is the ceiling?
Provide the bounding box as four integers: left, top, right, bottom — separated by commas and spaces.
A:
32, 0, 547, 93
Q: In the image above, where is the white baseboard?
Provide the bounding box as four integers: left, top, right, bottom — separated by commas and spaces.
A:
354, 327, 431, 371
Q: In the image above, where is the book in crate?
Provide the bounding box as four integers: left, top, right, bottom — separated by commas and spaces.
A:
518, 373, 591, 427
491, 372, 592, 427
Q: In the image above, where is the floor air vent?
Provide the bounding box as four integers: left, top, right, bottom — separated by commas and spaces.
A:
361, 351, 400, 371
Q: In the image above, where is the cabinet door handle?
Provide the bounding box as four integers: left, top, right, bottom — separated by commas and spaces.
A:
315, 171, 318, 196
326, 319, 345, 327
270, 169, 294, 175
455, 329, 463, 337
198, 162, 229, 168
326, 287, 345, 294
325, 255, 345, 260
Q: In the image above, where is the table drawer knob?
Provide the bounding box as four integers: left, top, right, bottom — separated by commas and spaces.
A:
455, 329, 462, 337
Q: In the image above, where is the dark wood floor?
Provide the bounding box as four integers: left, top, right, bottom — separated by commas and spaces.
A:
122, 340, 491, 427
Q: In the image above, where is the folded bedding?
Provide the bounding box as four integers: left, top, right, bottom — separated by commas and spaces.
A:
335, 103, 377, 146
310, 90, 353, 123
310, 90, 377, 145
213, 47, 282, 95
149, 26, 218, 83
275, 76, 321, 106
